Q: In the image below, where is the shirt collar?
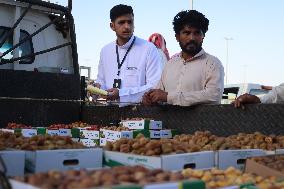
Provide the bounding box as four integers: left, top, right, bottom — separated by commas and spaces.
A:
117, 35, 135, 49
178, 49, 206, 62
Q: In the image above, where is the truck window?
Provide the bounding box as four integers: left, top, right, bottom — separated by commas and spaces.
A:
0, 26, 34, 64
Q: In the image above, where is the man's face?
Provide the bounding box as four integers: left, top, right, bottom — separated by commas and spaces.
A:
176, 26, 204, 56
110, 14, 134, 41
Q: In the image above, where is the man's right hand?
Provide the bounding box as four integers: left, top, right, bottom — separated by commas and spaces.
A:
233, 93, 261, 108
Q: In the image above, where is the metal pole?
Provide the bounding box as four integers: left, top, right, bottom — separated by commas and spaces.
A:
190, 0, 193, 10
224, 37, 233, 85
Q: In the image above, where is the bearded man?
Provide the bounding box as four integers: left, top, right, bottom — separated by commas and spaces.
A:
142, 10, 224, 106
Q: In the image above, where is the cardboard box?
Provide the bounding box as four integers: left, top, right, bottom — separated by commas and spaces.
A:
244, 155, 284, 179
47, 129, 59, 136
100, 138, 107, 146
36, 128, 46, 135
9, 179, 206, 189
71, 138, 80, 142
104, 130, 133, 141
71, 127, 99, 139
276, 149, 284, 155
0, 150, 25, 176
25, 148, 103, 173
104, 150, 215, 171
81, 130, 100, 139
80, 138, 100, 147
160, 129, 177, 139
143, 180, 205, 189
219, 186, 239, 189
10, 180, 40, 189
59, 129, 72, 137
218, 149, 267, 170
0, 128, 14, 133
101, 129, 176, 142
149, 120, 163, 130
14, 128, 37, 137
122, 119, 162, 130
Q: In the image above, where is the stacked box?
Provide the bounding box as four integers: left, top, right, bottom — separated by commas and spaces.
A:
47, 129, 59, 136
71, 127, 100, 147
0, 150, 25, 176
121, 119, 162, 130
10, 179, 206, 189
25, 148, 103, 173
99, 129, 177, 146
104, 150, 215, 171
218, 149, 267, 170
245, 154, 284, 179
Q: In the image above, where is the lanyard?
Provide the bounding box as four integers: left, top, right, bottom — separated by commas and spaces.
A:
116, 36, 136, 76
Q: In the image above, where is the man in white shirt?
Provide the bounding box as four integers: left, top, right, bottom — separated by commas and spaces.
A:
94, 4, 162, 105
142, 10, 224, 106
233, 83, 284, 108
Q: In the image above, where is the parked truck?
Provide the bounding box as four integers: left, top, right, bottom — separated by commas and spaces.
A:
0, 0, 83, 127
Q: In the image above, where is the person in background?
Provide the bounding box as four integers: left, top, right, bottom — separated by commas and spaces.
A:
142, 10, 224, 106
94, 4, 162, 106
233, 83, 284, 108
148, 33, 170, 69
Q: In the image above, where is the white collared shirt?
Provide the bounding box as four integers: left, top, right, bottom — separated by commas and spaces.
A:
259, 83, 284, 103
96, 35, 162, 105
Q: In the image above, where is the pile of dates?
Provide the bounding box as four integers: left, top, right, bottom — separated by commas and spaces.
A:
15, 165, 185, 189
105, 131, 284, 155
250, 155, 284, 172
0, 131, 85, 150
182, 166, 284, 189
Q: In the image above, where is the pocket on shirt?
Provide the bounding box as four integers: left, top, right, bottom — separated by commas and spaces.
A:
124, 70, 139, 87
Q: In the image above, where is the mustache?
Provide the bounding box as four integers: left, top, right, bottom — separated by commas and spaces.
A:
186, 41, 198, 46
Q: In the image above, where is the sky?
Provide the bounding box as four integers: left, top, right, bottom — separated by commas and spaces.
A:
52, 0, 284, 86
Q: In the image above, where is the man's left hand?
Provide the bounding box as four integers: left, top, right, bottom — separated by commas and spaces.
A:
148, 89, 168, 103
106, 88, 119, 101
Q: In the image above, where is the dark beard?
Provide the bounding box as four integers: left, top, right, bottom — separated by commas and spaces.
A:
179, 41, 202, 56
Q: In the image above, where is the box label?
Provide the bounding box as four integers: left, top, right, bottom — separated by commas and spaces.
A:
21, 129, 37, 137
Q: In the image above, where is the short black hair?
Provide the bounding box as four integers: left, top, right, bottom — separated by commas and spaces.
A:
110, 4, 134, 22
173, 10, 209, 35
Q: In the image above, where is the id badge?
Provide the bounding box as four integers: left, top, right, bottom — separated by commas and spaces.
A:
113, 79, 121, 89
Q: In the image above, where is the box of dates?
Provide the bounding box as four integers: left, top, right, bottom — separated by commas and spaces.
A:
25, 148, 103, 173
245, 154, 284, 179
104, 150, 214, 171
121, 118, 162, 130
218, 149, 267, 170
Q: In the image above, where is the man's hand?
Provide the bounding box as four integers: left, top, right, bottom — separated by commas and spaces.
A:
94, 83, 101, 88
142, 91, 153, 105
233, 93, 261, 108
148, 89, 168, 103
106, 88, 119, 101
91, 83, 102, 101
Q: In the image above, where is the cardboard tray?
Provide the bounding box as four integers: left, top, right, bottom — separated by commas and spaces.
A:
104, 150, 215, 171
0, 150, 25, 176
245, 156, 284, 179
25, 148, 103, 173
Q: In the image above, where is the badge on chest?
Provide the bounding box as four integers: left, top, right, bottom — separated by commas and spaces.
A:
113, 79, 121, 89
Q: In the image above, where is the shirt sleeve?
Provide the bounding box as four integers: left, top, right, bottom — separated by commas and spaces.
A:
95, 50, 106, 90
167, 58, 224, 106
119, 46, 162, 103
259, 83, 284, 103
